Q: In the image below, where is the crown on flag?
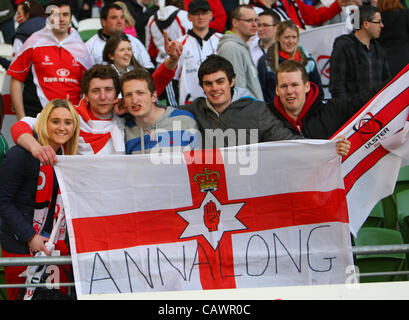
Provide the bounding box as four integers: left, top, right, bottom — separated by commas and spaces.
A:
193, 168, 220, 192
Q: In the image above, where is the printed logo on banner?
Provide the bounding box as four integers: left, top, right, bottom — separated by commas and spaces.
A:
352, 112, 383, 135
317, 55, 331, 81
352, 112, 388, 149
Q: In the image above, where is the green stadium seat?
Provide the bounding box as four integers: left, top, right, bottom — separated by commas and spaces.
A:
79, 29, 98, 42
381, 196, 398, 229
396, 190, 409, 245
77, 18, 101, 42
353, 227, 407, 283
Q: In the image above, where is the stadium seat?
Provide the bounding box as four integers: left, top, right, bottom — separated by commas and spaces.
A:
382, 166, 409, 230
396, 189, 409, 245
77, 18, 101, 42
381, 196, 398, 229
362, 201, 384, 228
353, 227, 407, 283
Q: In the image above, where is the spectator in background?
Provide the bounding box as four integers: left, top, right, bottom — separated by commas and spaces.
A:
7, 0, 93, 120
119, 0, 159, 46
0, 0, 15, 44
257, 19, 322, 104
175, 0, 222, 104
114, 1, 137, 37
250, 0, 355, 30
0, 95, 8, 166
1, 0, 46, 70
86, 3, 154, 69
250, 10, 280, 67
377, 0, 409, 78
183, 0, 227, 33
145, 0, 192, 106
145, 0, 191, 65
217, 5, 264, 101
103, 33, 144, 76
12, 0, 46, 57
329, 4, 391, 99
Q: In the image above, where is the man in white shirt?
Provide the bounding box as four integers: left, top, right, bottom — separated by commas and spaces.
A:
175, 0, 222, 104
86, 2, 154, 70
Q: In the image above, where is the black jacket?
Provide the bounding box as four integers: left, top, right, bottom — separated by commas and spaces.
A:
270, 82, 379, 139
379, 9, 409, 78
329, 32, 391, 99
0, 146, 39, 254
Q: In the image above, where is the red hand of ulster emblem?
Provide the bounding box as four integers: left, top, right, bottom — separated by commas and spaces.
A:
204, 200, 220, 232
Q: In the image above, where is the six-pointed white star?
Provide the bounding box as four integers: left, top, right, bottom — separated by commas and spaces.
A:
177, 192, 247, 250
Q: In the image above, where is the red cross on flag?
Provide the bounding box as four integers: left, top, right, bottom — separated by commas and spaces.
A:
55, 140, 353, 298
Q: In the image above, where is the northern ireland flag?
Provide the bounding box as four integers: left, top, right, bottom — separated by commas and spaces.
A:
331, 63, 409, 236
54, 140, 353, 298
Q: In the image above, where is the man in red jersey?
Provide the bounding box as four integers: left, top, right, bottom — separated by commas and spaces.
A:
7, 0, 92, 120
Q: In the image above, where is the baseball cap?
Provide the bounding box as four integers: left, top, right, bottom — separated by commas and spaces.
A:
188, 0, 210, 14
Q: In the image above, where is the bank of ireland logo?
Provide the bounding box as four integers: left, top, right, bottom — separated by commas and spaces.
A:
352, 112, 383, 141
176, 168, 247, 250
57, 68, 70, 77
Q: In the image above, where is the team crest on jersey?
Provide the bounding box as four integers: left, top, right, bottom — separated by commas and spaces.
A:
42, 55, 53, 65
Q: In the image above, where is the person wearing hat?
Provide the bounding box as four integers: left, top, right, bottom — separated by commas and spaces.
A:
174, 0, 223, 104
183, 0, 227, 33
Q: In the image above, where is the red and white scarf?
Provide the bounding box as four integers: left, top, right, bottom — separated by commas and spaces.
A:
33, 164, 66, 247
75, 98, 125, 155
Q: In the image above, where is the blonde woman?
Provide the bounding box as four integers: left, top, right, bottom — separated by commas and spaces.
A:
0, 99, 80, 300
114, 1, 137, 37
257, 20, 323, 104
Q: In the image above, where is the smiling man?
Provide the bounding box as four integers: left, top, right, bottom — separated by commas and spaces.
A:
7, 0, 92, 120
271, 59, 383, 140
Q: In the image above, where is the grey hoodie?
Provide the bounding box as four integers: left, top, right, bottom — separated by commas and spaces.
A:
217, 33, 264, 101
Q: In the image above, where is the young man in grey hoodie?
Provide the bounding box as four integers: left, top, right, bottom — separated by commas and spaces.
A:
217, 5, 264, 101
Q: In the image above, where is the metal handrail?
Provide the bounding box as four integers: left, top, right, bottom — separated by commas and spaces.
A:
0, 244, 408, 290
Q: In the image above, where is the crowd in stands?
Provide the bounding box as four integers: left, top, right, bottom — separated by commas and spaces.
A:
0, 0, 408, 300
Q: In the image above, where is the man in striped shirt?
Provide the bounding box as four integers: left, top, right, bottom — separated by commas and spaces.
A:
120, 69, 201, 154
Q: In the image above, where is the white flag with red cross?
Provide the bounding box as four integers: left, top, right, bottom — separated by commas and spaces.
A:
55, 140, 353, 298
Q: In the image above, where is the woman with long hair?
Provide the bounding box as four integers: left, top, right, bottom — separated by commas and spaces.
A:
257, 19, 323, 104
378, 0, 409, 77
0, 99, 80, 300
103, 33, 143, 77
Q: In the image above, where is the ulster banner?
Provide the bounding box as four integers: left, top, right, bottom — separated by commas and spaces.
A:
55, 140, 353, 297
332, 64, 409, 236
